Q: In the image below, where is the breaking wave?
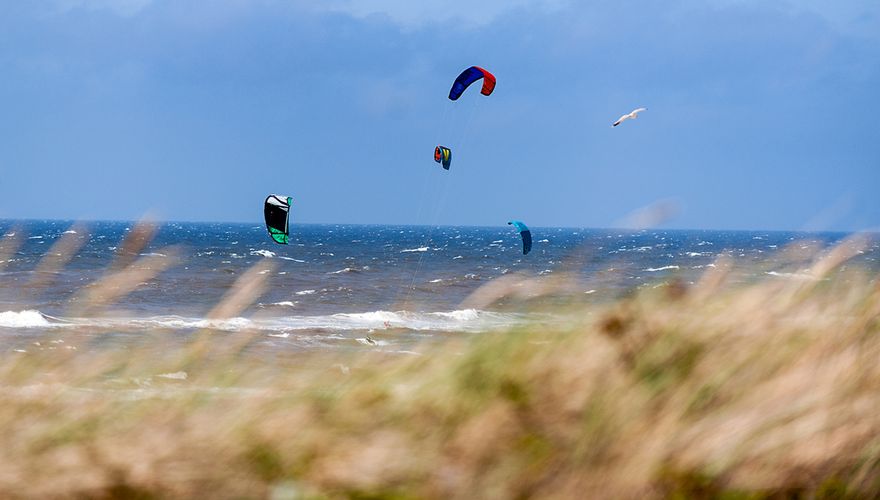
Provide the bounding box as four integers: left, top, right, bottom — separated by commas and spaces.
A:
0, 310, 53, 328
400, 247, 429, 253
0, 309, 526, 334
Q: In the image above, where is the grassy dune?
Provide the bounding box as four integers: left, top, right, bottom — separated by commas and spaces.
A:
0, 229, 878, 498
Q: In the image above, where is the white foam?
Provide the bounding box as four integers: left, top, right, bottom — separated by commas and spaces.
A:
278, 256, 305, 262
272, 301, 297, 307
0, 309, 527, 335
431, 309, 480, 321
295, 290, 316, 296
63, 230, 77, 234
0, 310, 53, 328
251, 250, 276, 258
157, 371, 188, 380
765, 271, 818, 281
452, 255, 463, 259
428, 279, 443, 283
400, 247, 429, 253
645, 265, 680, 272
329, 267, 358, 274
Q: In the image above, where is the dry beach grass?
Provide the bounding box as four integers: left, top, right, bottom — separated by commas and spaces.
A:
0, 226, 878, 498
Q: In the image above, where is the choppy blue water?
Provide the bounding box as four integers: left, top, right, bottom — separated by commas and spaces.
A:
0, 220, 877, 352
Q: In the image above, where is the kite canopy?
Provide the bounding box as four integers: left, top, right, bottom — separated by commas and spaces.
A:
448, 66, 496, 101
508, 221, 532, 255
264, 195, 292, 245
434, 145, 452, 170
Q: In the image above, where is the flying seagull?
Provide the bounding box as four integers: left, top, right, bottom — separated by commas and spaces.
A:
612, 107, 647, 127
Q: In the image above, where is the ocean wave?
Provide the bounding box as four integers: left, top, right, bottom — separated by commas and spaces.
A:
250, 250, 275, 258
765, 271, 819, 281
295, 290, 316, 295
329, 267, 359, 274
645, 265, 680, 272
325, 309, 523, 332
0, 307, 519, 336
430, 309, 480, 321
0, 310, 53, 328
400, 247, 429, 253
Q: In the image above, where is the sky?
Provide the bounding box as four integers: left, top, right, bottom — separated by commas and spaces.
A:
0, 0, 878, 231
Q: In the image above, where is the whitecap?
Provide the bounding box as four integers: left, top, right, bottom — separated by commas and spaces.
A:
295, 290, 316, 296
645, 265, 680, 272
431, 309, 480, 321
765, 271, 818, 281
329, 267, 358, 274
0, 310, 53, 328
251, 250, 275, 258
272, 301, 297, 307
400, 247, 429, 253
277, 256, 305, 262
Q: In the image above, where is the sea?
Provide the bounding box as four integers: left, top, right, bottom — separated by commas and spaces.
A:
0, 220, 877, 354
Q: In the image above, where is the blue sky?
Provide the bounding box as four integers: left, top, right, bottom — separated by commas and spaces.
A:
0, 0, 878, 231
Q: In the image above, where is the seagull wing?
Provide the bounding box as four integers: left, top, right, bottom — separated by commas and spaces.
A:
632, 107, 647, 114
613, 114, 628, 126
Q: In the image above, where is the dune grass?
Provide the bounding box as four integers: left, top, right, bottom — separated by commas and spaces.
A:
0, 227, 878, 498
